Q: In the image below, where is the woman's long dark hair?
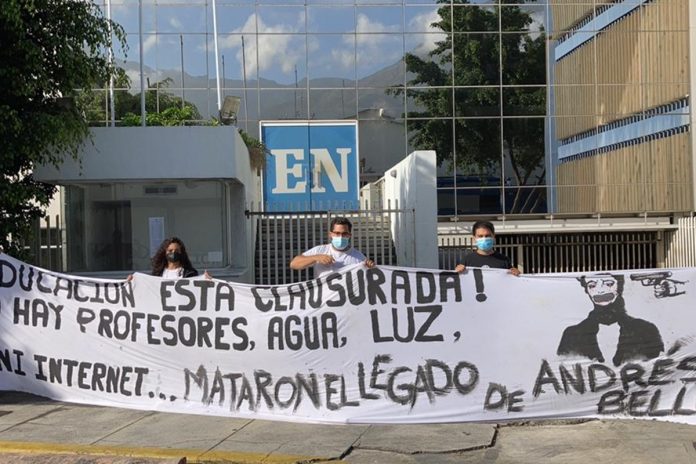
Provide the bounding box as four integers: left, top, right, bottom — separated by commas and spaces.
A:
151, 237, 194, 276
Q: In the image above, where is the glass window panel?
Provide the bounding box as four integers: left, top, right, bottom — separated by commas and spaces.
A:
111, 3, 152, 34
404, 0, 444, 5
260, 89, 308, 119
257, 0, 305, 5
217, 6, 256, 32
404, 33, 448, 64
215, 34, 258, 83
306, 0, 351, 5
234, 89, 260, 127
453, 33, 500, 86
309, 89, 352, 119
501, 117, 546, 214
155, 34, 185, 76
501, 5, 546, 33
156, 5, 207, 33
256, 34, 306, 86
368, 57, 405, 87
406, 88, 452, 118
257, 6, 306, 33
455, 87, 500, 117
179, 34, 208, 81
355, 7, 403, 33
309, 85, 356, 119
178, 89, 209, 120
501, 33, 546, 85
308, 34, 355, 80
113, 89, 138, 121
451, 5, 499, 33
123, 34, 158, 93
84, 90, 109, 126
407, 116, 452, 167
358, 88, 403, 120
503, 185, 548, 214
216, 34, 257, 83
503, 86, 545, 116
357, 33, 403, 79
307, 6, 355, 33
453, 118, 502, 181
359, 118, 408, 179
405, 5, 443, 33
356, 0, 402, 6
218, 0, 255, 5
460, 186, 504, 215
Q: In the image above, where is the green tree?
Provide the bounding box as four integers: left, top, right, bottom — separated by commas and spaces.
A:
0, 0, 125, 258
391, 0, 546, 213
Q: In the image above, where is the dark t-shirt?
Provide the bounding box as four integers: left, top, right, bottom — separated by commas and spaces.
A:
462, 250, 511, 270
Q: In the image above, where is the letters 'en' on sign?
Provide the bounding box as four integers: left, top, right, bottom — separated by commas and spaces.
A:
260, 121, 359, 211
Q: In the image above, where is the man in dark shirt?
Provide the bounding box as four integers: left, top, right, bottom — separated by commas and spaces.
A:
455, 220, 521, 276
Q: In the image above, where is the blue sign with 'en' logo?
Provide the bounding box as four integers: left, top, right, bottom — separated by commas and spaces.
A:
261, 121, 359, 211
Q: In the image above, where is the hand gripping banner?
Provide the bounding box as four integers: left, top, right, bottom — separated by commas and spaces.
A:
0, 253, 695, 424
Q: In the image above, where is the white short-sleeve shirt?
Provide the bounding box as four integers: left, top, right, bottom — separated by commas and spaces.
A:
302, 244, 366, 278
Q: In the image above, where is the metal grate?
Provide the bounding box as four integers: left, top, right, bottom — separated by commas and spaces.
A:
249, 207, 406, 285
439, 231, 660, 274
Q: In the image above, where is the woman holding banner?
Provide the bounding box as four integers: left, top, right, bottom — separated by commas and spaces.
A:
128, 237, 210, 280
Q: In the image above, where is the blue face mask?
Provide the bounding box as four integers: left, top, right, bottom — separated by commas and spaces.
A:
331, 237, 350, 251
475, 237, 495, 252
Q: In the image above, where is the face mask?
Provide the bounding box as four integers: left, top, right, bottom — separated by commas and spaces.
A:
166, 251, 182, 262
331, 237, 350, 251
475, 237, 494, 252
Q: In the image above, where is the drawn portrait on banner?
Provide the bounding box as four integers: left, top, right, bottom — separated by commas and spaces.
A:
556, 273, 665, 367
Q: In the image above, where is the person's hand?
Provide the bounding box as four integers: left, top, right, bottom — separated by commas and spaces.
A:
204, 270, 212, 280
455, 264, 466, 273
126, 274, 134, 282
364, 258, 375, 269
509, 267, 521, 277
314, 254, 335, 265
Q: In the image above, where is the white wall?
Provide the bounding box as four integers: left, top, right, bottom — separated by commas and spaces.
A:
33, 127, 248, 182
381, 151, 438, 269
33, 126, 259, 282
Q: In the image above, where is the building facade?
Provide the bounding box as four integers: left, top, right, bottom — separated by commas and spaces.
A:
42, 0, 695, 278
552, 0, 694, 214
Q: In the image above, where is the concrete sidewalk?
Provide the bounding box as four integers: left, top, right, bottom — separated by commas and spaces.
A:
0, 392, 694, 464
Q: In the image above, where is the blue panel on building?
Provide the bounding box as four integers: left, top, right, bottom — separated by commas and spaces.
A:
261, 121, 359, 211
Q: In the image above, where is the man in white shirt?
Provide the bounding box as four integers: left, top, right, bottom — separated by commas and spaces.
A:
290, 217, 375, 279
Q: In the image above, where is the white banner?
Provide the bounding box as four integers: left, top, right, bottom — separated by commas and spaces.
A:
1, 253, 696, 424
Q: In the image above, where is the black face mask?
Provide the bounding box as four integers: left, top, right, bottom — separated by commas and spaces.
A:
166, 251, 182, 263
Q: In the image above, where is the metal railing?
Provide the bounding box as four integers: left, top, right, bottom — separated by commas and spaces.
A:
21, 215, 64, 271
439, 231, 661, 274
665, 215, 696, 267
248, 205, 408, 285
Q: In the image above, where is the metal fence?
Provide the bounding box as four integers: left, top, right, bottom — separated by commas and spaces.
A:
21, 215, 63, 271
248, 206, 407, 285
439, 231, 661, 274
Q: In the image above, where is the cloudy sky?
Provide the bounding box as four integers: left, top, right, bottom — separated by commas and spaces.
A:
105, 1, 545, 85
